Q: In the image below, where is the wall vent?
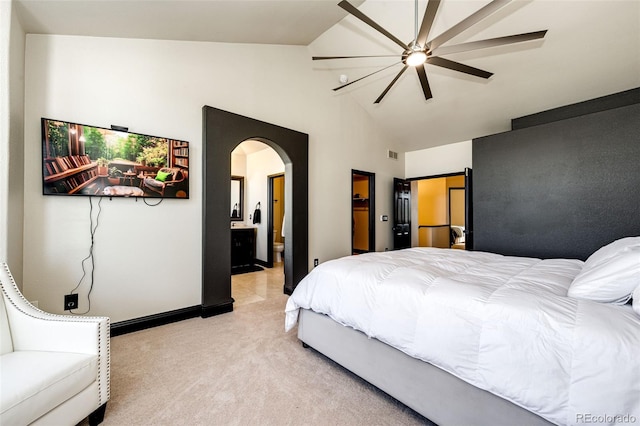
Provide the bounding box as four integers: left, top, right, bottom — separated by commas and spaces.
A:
387, 149, 398, 160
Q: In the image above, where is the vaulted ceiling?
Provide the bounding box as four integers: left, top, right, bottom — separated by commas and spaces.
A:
14, 0, 640, 152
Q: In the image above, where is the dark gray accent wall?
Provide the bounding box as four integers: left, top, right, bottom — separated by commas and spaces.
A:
202, 106, 308, 316
473, 94, 640, 261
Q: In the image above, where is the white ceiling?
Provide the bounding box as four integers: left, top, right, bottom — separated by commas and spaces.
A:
14, 0, 365, 45
14, 0, 640, 153
233, 140, 272, 156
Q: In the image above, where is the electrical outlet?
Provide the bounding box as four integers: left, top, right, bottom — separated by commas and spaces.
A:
64, 294, 78, 311
314, 258, 319, 267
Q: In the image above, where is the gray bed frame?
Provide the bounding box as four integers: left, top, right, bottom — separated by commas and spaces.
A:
298, 308, 553, 426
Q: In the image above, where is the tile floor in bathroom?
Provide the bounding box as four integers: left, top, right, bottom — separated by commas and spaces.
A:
231, 261, 285, 306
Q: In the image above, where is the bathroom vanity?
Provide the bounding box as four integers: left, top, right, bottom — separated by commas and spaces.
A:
231, 227, 256, 269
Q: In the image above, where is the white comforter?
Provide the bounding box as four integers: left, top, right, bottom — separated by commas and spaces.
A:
285, 248, 640, 426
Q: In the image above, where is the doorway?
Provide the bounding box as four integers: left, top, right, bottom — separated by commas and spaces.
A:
230, 141, 285, 306
352, 170, 375, 254
393, 169, 472, 251
413, 172, 468, 249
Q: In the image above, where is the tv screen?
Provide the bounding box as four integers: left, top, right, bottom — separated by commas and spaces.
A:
41, 118, 189, 198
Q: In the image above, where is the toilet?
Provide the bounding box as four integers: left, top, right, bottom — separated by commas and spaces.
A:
273, 229, 284, 263
274, 242, 284, 263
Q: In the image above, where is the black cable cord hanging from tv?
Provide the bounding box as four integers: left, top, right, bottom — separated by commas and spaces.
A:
69, 196, 103, 315
143, 197, 163, 207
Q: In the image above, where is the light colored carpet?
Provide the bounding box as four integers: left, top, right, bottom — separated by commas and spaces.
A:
92, 293, 432, 425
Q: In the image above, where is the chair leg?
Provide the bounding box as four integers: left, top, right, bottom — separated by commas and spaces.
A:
89, 403, 107, 426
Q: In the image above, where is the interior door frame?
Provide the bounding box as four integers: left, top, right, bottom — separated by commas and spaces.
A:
464, 167, 473, 250
267, 173, 285, 268
352, 169, 375, 254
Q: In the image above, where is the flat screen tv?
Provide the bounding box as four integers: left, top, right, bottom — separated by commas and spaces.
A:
41, 118, 189, 198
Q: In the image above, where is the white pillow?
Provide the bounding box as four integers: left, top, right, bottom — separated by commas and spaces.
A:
584, 236, 640, 268
568, 245, 640, 304
633, 286, 640, 317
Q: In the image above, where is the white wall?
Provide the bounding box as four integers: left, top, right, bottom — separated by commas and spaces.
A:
231, 151, 247, 180
0, 0, 25, 285
317, 100, 405, 253
405, 140, 472, 178
21, 34, 403, 322
231, 148, 248, 221
0, 0, 11, 269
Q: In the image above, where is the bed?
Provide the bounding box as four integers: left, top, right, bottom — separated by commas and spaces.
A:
285, 240, 640, 426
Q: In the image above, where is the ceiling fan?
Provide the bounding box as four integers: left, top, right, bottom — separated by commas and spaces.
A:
314, 0, 547, 103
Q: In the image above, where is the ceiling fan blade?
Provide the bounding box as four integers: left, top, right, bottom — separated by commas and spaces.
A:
313, 55, 399, 60
428, 0, 511, 51
415, 64, 433, 100
432, 30, 547, 56
427, 56, 493, 79
416, 0, 441, 47
374, 65, 408, 104
338, 0, 409, 50
333, 62, 401, 91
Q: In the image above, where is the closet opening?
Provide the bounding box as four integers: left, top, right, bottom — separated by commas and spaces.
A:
352, 170, 375, 254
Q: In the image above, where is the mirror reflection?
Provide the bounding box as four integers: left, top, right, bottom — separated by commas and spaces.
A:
231, 175, 244, 220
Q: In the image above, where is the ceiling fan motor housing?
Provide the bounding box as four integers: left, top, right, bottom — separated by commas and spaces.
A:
403, 42, 429, 66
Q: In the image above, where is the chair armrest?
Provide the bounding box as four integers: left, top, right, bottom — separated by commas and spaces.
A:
1, 267, 109, 354
8, 306, 109, 355
168, 174, 185, 185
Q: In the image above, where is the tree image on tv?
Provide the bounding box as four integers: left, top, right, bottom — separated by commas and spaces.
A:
135, 138, 168, 167
83, 126, 106, 160
45, 121, 70, 158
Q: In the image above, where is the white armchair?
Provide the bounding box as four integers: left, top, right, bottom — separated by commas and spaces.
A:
0, 263, 110, 425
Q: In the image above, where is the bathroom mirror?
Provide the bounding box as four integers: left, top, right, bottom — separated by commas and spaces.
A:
231, 176, 244, 221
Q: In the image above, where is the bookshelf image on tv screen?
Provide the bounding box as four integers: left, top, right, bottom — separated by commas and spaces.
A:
41, 118, 189, 198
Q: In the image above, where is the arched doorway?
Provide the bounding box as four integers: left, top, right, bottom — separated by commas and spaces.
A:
201, 106, 309, 317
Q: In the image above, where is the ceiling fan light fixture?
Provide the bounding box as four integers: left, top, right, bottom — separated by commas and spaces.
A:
406, 50, 427, 67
